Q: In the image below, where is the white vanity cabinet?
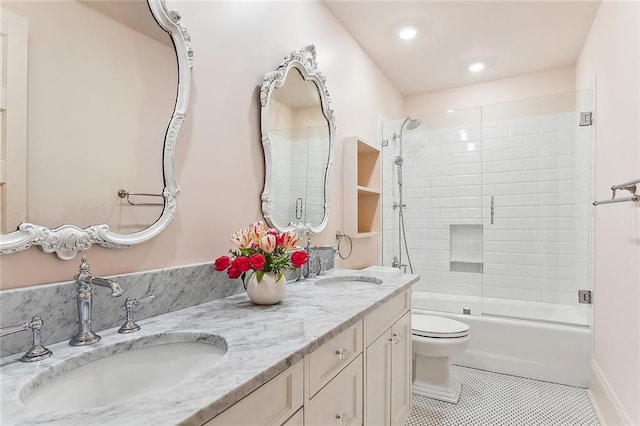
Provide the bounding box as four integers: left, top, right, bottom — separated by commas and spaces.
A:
203, 290, 411, 426
364, 290, 412, 426
304, 321, 364, 425
204, 360, 304, 426
305, 354, 363, 425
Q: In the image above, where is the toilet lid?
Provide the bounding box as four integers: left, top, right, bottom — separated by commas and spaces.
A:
412, 314, 470, 338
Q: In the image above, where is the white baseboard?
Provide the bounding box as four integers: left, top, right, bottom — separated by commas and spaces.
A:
588, 359, 634, 426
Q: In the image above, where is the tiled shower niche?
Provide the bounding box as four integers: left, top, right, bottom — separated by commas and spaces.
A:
449, 224, 483, 273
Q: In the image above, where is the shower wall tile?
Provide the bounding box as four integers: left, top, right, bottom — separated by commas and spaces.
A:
542, 290, 578, 305
507, 287, 543, 302
510, 121, 542, 136
481, 126, 510, 139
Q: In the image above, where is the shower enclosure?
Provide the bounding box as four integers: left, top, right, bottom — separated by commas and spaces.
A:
381, 90, 593, 328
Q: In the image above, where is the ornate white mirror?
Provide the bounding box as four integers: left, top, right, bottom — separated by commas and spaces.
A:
260, 45, 335, 233
0, 0, 192, 259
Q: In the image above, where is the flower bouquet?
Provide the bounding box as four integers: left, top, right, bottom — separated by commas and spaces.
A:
214, 221, 308, 304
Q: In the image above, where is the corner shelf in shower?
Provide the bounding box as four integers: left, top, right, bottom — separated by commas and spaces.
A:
344, 136, 381, 237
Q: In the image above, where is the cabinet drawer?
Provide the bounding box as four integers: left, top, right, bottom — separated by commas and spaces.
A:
364, 290, 411, 346
306, 355, 363, 426
308, 320, 363, 397
282, 408, 304, 426
205, 359, 303, 426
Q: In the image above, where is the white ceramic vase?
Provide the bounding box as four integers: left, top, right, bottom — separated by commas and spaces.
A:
245, 272, 286, 305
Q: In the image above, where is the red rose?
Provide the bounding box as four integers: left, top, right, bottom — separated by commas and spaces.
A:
227, 266, 242, 279
214, 255, 231, 271
290, 250, 308, 268
232, 256, 251, 272
249, 253, 265, 270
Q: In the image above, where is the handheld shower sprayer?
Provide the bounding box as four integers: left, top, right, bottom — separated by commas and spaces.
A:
392, 116, 422, 275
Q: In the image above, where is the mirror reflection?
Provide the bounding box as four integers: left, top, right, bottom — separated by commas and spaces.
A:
1, 0, 176, 235
268, 68, 330, 228
261, 45, 335, 233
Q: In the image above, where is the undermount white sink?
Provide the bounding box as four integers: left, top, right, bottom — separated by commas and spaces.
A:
19, 332, 226, 412
315, 275, 383, 290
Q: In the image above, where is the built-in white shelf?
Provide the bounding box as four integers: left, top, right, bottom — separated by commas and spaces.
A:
344, 137, 381, 237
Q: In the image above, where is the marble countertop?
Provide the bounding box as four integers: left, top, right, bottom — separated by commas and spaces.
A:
1, 267, 418, 426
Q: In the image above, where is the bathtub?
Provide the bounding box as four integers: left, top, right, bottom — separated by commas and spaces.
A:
412, 291, 591, 388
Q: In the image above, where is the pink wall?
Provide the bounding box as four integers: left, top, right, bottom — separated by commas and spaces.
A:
576, 2, 640, 424
0, 1, 403, 288
404, 66, 576, 116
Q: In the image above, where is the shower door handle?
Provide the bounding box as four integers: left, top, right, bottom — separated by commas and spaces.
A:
490, 196, 495, 225
295, 197, 303, 220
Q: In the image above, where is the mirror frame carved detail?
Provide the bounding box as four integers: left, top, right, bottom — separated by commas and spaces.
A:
0, 0, 193, 260
260, 44, 336, 234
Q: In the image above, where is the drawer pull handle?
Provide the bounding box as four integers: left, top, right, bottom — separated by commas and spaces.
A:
336, 413, 353, 425
335, 348, 349, 359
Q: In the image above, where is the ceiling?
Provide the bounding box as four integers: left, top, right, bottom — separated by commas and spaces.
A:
323, 1, 600, 96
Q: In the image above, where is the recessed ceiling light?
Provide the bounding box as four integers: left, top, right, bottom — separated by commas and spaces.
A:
397, 25, 419, 41
446, 110, 455, 114
468, 61, 486, 73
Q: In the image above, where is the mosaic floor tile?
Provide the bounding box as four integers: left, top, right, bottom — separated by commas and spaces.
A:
407, 366, 599, 426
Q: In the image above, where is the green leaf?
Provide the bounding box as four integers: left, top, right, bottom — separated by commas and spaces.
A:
256, 270, 265, 283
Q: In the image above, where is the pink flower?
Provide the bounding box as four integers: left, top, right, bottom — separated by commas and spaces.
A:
249, 253, 265, 270
214, 256, 231, 271
258, 234, 276, 253
216, 222, 313, 286
282, 232, 298, 250
248, 221, 269, 243
231, 230, 251, 249
227, 266, 242, 279
290, 250, 308, 268
232, 256, 251, 272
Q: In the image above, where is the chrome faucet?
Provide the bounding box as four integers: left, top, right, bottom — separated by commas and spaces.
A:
299, 224, 316, 279
392, 256, 407, 273
69, 256, 123, 346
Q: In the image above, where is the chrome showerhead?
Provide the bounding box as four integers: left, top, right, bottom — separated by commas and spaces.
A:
400, 116, 422, 132
406, 118, 422, 130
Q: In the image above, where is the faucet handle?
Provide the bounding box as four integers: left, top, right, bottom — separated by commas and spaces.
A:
0, 316, 53, 362
135, 295, 156, 305
118, 295, 156, 334
78, 255, 90, 272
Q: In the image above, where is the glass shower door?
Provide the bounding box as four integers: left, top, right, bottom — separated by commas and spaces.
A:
480, 90, 593, 326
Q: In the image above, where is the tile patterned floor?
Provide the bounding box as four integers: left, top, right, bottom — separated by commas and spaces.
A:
407, 366, 599, 426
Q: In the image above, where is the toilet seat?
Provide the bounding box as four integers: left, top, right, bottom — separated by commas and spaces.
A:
412, 314, 469, 338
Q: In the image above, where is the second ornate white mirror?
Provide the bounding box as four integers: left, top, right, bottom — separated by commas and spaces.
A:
260, 45, 335, 233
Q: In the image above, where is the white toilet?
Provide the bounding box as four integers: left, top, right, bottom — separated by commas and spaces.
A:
411, 314, 470, 404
